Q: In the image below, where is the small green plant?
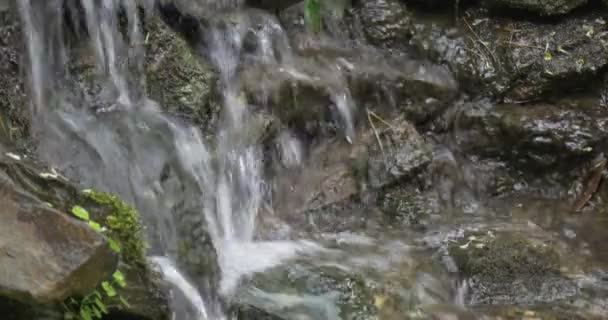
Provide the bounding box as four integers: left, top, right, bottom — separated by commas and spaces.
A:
83, 190, 147, 267
64, 205, 132, 320
305, 0, 322, 33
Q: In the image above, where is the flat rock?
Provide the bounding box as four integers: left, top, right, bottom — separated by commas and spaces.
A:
0, 170, 117, 304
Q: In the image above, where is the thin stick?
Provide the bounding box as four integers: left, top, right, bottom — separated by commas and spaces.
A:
501, 41, 544, 50
463, 18, 499, 68
368, 110, 395, 130
367, 108, 387, 163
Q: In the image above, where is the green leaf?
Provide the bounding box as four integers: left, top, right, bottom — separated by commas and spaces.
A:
108, 238, 121, 253
305, 0, 322, 33
71, 206, 90, 221
91, 305, 102, 319
94, 297, 108, 314
543, 51, 552, 61
119, 296, 132, 308
88, 221, 103, 232
80, 307, 93, 320
113, 270, 127, 288
101, 281, 117, 297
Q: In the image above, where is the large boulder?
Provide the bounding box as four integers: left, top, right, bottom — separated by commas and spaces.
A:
0, 157, 118, 304
482, 0, 587, 16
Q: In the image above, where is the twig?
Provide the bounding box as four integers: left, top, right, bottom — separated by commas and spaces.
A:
463, 17, 499, 68
368, 110, 395, 130
366, 108, 387, 164
501, 41, 544, 50
574, 157, 607, 212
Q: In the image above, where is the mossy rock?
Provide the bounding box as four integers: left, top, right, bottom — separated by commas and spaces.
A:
449, 231, 579, 305
145, 18, 221, 136
450, 233, 560, 281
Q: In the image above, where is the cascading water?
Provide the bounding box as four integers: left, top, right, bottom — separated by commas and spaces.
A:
17, 0, 348, 318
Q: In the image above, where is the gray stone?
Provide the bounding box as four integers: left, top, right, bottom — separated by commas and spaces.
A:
0, 172, 118, 304
483, 0, 587, 16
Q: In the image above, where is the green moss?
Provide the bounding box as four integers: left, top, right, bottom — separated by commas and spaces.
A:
85, 191, 147, 269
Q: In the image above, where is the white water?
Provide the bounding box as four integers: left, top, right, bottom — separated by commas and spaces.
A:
17, 0, 358, 318
151, 256, 212, 320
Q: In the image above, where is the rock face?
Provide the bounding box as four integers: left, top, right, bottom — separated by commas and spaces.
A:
0, 162, 117, 304
483, 0, 587, 16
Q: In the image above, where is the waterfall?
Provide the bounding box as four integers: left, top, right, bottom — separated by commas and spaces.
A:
17, 0, 351, 318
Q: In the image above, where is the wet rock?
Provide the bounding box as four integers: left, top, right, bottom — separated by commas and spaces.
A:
273, 117, 432, 221
378, 185, 435, 229
105, 262, 169, 320
366, 117, 432, 188
0, 169, 118, 304
482, 0, 587, 16
470, 10, 607, 101
353, 0, 413, 49
412, 10, 608, 101
347, 56, 459, 123
410, 22, 510, 98
0, 146, 169, 319
453, 98, 608, 171
0, 5, 28, 145
145, 18, 221, 136
449, 231, 578, 305
232, 262, 378, 320
231, 235, 460, 320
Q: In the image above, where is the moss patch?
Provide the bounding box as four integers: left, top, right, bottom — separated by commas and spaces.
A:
85, 191, 147, 269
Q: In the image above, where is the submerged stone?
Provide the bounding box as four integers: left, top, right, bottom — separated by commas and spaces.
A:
449, 231, 578, 305
482, 0, 587, 16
